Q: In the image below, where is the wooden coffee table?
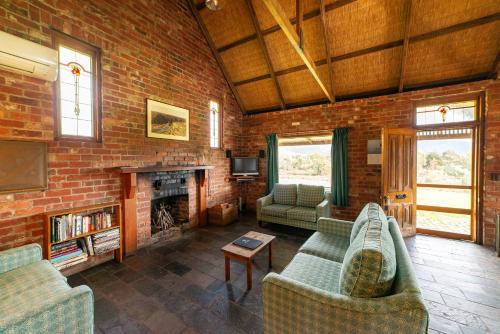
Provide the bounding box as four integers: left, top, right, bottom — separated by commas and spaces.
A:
221, 231, 275, 290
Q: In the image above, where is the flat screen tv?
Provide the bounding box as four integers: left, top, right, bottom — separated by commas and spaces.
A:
232, 157, 259, 176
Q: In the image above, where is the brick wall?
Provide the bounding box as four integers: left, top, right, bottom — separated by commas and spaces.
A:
0, 0, 242, 250
241, 80, 500, 246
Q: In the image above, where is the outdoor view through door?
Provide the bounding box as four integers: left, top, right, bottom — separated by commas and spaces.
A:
278, 135, 331, 188
415, 99, 478, 240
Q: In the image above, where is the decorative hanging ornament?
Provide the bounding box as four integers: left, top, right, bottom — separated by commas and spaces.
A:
205, 0, 224, 11
70, 64, 81, 117
438, 105, 449, 122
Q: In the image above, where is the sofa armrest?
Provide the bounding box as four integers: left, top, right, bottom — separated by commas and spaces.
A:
263, 273, 428, 334
257, 192, 273, 220
316, 199, 330, 220
317, 217, 354, 238
1, 285, 94, 334
0, 243, 42, 274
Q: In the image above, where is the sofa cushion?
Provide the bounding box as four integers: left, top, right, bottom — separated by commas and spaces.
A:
299, 232, 350, 263
296, 184, 325, 208
286, 206, 317, 223
261, 204, 294, 218
350, 202, 387, 243
339, 206, 396, 298
273, 184, 297, 205
281, 253, 341, 292
0, 260, 66, 298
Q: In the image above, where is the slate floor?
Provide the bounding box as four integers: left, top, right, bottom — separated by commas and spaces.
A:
68, 214, 500, 334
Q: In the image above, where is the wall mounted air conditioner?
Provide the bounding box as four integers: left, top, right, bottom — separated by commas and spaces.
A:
0, 30, 58, 81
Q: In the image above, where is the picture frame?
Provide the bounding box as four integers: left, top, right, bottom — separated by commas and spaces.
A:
147, 99, 189, 141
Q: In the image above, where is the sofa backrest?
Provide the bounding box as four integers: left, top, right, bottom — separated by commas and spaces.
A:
350, 202, 387, 243
273, 184, 297, 205
339, 203, 396, 298
296, 184, 325, 208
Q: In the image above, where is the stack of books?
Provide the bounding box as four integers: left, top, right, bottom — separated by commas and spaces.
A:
50, 211, 113, 243
50, 240, 88, 270
92, 228, 120, 255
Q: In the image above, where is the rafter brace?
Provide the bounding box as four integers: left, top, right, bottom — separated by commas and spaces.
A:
262, 0, 333, 102
319, 0, 335, 102
187, 0, 246, 113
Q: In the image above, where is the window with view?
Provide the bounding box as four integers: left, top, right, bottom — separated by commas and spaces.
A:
209, 100, 221, 148
54, 32, 101, 140
278, 136, 331, 188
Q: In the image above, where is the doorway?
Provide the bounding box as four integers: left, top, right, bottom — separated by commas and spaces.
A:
413, 96, 483, 241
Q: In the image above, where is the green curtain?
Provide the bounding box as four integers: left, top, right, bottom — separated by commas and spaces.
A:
266, 133, 279, 194
331, 128, 349, 207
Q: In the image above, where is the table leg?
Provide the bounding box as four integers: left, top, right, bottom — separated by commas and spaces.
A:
246, 259, 252, 290
268, 242, 273, 268
225, 255, 230, 281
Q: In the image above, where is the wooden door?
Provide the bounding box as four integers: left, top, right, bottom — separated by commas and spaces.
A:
381, 128, 417, 236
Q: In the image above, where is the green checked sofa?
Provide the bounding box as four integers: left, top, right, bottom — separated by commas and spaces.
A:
257, 184, 331, 230
0, 244, 94, 334
262, 203, 429, 334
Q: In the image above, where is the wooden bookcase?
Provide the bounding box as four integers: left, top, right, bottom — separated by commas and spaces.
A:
43, 202, 123, 276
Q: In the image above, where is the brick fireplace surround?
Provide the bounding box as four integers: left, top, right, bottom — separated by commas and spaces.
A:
0, 0, 499, 250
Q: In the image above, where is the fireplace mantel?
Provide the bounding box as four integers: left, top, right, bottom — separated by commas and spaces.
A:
119, 165, 214, 255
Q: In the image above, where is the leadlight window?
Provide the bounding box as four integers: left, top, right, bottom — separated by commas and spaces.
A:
210, 100, 221, 148
416, 100, 476, 126
54, 32, 101, 141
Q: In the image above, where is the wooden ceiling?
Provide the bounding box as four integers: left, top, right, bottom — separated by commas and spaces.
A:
189, 0, 500, 114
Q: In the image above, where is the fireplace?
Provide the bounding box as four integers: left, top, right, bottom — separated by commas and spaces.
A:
150, 194, 188, 242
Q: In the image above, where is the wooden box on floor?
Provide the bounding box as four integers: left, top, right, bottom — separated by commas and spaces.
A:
43, 202, 122, 276
208, 203, 238, 226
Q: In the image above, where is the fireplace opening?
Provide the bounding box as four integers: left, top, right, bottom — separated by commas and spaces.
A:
151, 194, 188, 242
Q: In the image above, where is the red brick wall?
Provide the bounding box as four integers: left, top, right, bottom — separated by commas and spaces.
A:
241, 80, 500, 246
0, 0, 242, 250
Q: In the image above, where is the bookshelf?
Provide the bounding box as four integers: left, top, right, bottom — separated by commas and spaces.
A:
43, 202, 123, 276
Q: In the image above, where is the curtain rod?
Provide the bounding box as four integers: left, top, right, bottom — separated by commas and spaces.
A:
277, 127, 352, 138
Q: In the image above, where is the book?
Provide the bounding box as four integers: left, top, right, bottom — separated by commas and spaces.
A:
49, 209, 115, 243
233, 237, 263, 250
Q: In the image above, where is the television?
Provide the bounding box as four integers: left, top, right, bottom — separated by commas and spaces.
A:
232, 157, 259, 176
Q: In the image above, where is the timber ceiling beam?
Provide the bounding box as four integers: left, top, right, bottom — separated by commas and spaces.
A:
233, 12, 499, 87
398, 0, 413, 92
188, 0, 246, 114
319, 0, 335, 101
262, 0, 333, 102
216, 0, 357, 53
490, 52, 500, 79
245, 0, 286, 109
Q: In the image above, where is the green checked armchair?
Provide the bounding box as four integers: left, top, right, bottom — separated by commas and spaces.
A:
0, 244, 94, 334
257, 184, 331, 230
262, 203, 429, 334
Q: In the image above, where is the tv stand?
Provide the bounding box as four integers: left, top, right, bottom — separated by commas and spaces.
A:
225, 176, 257, 183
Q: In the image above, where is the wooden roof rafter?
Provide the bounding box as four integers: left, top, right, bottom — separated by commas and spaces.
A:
231, 12, 500, 87
398, 0, 413, 92
261, 0, 333, 102
187, 0, 246, 113
216, 0, 357, 53
319, 0, 335, 101
245, 0, 286, 109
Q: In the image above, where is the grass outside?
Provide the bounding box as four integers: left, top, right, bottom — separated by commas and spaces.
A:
417, 210, 470, 235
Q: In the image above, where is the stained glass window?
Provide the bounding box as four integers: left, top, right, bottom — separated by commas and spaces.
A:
416, 100, 476, 126
210, 100, 220, 148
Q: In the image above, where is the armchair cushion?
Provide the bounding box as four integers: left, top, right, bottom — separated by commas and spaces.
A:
317, 218, 354, 238
297, 184, 325, 208
261, 204, 294, 218
340, 205, 396, 298
350, 202, 387, 243
0, 243, 42, 274
273, 184, 297, 205
286, 206, 316, 223
281, 253, 341, 292
299, 232, 350, 263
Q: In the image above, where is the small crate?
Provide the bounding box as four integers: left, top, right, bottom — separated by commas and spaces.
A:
208, 203, 238, 226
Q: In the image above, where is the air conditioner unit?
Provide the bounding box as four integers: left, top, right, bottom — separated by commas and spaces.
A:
0, 30, 58, 81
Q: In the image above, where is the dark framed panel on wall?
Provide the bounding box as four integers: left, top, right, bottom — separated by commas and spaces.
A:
52, 30, 103, 142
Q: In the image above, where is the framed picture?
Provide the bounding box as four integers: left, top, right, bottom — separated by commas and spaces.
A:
147, 99, 189, 141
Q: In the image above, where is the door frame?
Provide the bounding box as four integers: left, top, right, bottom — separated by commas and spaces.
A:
412, 92, 485, 244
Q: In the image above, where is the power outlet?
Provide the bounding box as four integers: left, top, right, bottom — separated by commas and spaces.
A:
291, 122, 300, 126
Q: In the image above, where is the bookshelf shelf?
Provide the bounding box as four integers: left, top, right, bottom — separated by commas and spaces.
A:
43, 202, 122, 275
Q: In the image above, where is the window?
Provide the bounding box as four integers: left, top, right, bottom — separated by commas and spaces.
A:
53, 32, 102, 141
416, 100, 476, 126
209, 100, 222, 148
278, 135, 331, 188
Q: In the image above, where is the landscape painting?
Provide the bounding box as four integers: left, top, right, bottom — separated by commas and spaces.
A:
147, 99, 189, 141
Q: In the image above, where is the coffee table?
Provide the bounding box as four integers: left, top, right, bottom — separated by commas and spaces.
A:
221, 231, 275, 290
